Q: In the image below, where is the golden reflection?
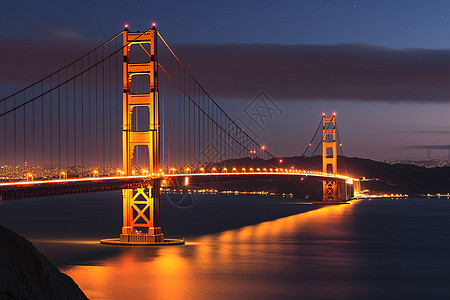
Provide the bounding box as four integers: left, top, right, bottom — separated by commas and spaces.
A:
65, 200, 362, 300
32, 239, 99, 245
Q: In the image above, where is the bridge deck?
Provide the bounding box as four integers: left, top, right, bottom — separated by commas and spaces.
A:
0, 172, 357, 201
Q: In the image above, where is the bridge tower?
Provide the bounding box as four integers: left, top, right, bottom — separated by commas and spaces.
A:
120, 25, 163, 243
322, 113, 338, 202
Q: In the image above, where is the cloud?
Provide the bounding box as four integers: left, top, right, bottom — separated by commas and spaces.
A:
399, 130, 450, 135
167, 43, 450, 102
0, 36, 99, 89
407, 145, 450, 150
4, 39, 450, 103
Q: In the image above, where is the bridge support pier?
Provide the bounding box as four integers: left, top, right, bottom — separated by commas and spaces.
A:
120, 184, 164, 243
322, 180, 350, 203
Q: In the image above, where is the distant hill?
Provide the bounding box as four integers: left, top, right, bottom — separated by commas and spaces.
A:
211, 156, 450, 197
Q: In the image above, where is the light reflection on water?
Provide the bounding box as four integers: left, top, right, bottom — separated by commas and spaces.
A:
63, 202, 361, 300
3, 195, 450, 299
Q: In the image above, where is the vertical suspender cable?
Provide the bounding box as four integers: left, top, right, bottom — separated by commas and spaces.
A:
50, 76, 52, 171
95, 50, 98, 169
32, 86, 35, 167
81, 60, 84, 176
74, 64, 77, 175
116, 37, 120, 169
13, 95, 16, 168
66, 68, 69, 172
88, 55, 91, 171
102, 46, 105, 171
188, 73, 191, 163
109, 43, 112, 171
23, 93, 26, 167
58, 72, 61, 172
178, 64, 181, 165
41, 81, 44, 171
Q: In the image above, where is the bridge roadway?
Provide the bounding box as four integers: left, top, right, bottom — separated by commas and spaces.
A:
0, 171, 357, 201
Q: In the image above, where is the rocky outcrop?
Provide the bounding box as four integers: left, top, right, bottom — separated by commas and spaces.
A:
0, 225, 88, 300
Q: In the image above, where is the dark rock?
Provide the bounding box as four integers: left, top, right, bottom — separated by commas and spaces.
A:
0, 225, 88, 300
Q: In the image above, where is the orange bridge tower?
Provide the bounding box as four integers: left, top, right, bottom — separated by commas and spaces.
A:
100, 25, 183, 246
322, 113, 338, 202
120, 25, 163, 243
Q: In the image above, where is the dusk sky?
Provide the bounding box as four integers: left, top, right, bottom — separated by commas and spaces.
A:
1, 0, 450, 161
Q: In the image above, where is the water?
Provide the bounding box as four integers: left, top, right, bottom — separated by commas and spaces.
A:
1, 193, 450, 299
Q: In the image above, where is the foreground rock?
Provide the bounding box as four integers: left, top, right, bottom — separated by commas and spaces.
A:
0, 225, 88, 300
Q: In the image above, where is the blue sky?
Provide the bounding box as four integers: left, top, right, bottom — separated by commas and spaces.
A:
1, 0, 450, 160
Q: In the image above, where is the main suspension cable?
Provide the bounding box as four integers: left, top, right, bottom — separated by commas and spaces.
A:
157, 32, 274, 159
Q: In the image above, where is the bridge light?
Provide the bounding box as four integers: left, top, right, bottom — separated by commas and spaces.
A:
232, 167, 237, 172
26, 173, 33, 181
200, 167, 205, 173
223, 168, 228, 173
269, 168, 273, 172
300, 177, 304, 181
322, 112, 326, 116
212, 167, 217, 172
256, 168, 260, 172
249, 168, 254, 172
261, 145, 266, 150
184, 177, 189, 186
279, 159, 283, 163
333, 112, 336, 116
242, 168, 246, 172
263, 168, 267, 172
186, 168, 190, 173
124, 24, 129, 29
339, 143, 342, 147
152, 22, 157, 27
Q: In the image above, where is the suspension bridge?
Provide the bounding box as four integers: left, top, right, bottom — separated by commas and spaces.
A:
0, 24, 359, 245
